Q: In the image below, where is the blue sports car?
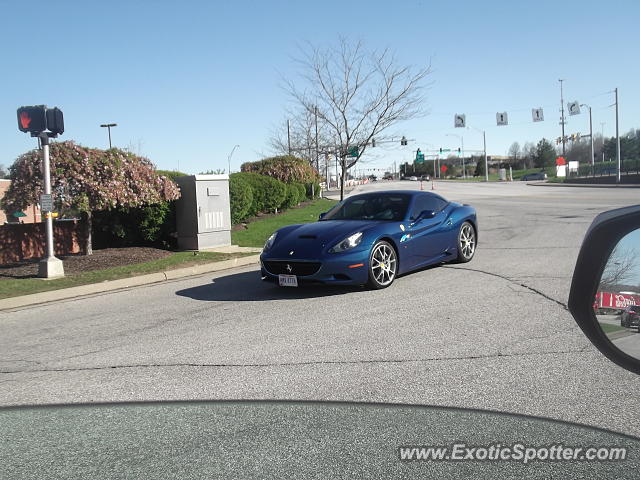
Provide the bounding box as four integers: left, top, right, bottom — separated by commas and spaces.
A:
260, 190, 477, 289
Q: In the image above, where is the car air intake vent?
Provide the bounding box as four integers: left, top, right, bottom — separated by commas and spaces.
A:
298, 235, 317, 239
263, 261, 321, 276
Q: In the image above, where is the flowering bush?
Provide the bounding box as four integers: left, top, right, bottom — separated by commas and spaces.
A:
1, 141, 181, 253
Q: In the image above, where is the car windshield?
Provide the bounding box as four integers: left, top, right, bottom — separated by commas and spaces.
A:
321, 194, 410, 221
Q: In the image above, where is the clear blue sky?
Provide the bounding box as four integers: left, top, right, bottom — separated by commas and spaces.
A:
1, 0, 638, 174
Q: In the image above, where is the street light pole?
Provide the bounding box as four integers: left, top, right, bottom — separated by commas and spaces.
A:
227, 145, 240, 174
100, 123, 117, 149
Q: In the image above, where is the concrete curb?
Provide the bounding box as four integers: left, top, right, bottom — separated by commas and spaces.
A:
0, 254, 261, 311
526, 182, 640, 188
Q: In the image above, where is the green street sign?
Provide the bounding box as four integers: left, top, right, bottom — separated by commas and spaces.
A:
347, 146, 359, 157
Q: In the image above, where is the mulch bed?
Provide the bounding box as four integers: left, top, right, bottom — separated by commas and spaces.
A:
0, 247, 173, 280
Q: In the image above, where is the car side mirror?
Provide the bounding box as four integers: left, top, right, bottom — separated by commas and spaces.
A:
416, 209, 436, 221
569, 205, 640, 374
318, 212, 327, 220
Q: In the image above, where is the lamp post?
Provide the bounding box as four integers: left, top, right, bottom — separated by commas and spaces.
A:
580, 104, 594, 172
465, 126, 488, 182
100, 123, 117, 149
446, 133, 465, 178
227, 144, 240, 174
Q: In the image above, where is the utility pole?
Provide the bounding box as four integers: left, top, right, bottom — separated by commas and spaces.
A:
615, 88, 621, 183
559, 79, 566, 156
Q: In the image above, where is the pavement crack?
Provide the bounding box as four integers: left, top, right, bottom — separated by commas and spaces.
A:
0, 348, 587, 375
443, 265, 568, 310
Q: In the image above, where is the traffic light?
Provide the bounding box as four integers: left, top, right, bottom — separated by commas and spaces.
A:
457, 147, 461, 153
46, 107, 64, 135
17, 105, 64, 135
439, 147, 443, 153
17, 106, 47, 133
371, 138, 376, 147
400, 136, 408, 146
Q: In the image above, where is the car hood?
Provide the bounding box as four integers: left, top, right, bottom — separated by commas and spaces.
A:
268, 220, 380, 258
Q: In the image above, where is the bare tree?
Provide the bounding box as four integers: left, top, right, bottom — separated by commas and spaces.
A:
600, 245, 640, 291
521, 142, 535, 170
285, 38, 430, 199
508, 142, 521, 167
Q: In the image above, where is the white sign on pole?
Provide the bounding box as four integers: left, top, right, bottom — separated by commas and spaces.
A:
454, 114, 466, 128
496, 112, 508, 126
568, 101, 581, 115
532, 108, 544, 122
40, 193, 53, 212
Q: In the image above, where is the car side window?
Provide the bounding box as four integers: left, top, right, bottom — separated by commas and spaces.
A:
409, 196, 450, 220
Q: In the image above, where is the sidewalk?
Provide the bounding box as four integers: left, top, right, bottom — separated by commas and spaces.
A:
0, 251, 262, 312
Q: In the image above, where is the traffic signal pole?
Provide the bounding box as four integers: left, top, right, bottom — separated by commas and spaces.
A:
37, 133, 64, 279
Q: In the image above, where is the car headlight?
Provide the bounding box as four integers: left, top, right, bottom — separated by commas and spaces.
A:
329, 232, 363, 253
263, 232, 278, 251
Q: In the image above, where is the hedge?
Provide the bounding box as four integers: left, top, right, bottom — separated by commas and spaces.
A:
229, 174, 254, 224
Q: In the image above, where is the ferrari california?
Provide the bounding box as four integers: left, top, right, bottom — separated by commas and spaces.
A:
260, 190, 477, 289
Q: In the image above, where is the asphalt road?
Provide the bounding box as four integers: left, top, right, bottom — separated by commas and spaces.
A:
2, 180, 640, 438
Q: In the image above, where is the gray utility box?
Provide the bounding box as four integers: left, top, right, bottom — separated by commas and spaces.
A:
175, 175, 231, 250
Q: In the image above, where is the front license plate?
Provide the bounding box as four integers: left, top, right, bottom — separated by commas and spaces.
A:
278, 274, 298, 287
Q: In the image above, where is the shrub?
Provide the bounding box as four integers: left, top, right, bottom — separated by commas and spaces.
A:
282, 184, 299, 209
92, 201, 175, 249
305, 182, 320, 199
240, 155, 319, 184
233, 172, 287, 215
229, 173, 254, 224
293, 183, 306, 203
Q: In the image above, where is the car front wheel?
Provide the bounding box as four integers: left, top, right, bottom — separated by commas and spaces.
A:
455, 221, 476, 263
367, 241, 397, 289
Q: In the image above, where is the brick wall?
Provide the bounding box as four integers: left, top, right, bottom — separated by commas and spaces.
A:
0, 220, 86, 264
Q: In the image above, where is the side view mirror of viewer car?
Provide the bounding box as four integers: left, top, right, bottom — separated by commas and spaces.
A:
318, 212, 327, 220
569, 204, 640, 374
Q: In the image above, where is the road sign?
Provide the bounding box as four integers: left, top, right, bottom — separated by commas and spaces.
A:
439, 148, 451, 153
496, 112, 508, 126
454, 114, 466, 128
415, 149, 425, 164
532, 108, 544, 122
40, 193, 53, 212
568, 101, 581, 116
347, 146, 358, 157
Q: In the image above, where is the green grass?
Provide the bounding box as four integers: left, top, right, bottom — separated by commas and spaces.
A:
231, 198, 337, 248
0, 251, 251, 300
599, 322, 627, 334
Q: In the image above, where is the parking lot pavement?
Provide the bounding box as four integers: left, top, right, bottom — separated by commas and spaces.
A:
2, 181, 640, 436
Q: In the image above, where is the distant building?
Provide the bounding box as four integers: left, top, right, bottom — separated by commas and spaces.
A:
0, 179, 41, 224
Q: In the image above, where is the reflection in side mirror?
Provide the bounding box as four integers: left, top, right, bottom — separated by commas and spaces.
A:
596, 228, 640, 359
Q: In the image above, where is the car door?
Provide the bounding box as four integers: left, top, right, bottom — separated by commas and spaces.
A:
405, 195, 449, 268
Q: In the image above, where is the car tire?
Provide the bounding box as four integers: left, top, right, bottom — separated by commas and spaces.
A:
367, 240, 397, 289
454, 221, 476, 263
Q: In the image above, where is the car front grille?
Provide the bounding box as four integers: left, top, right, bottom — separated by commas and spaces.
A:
263, 261, 321, 276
